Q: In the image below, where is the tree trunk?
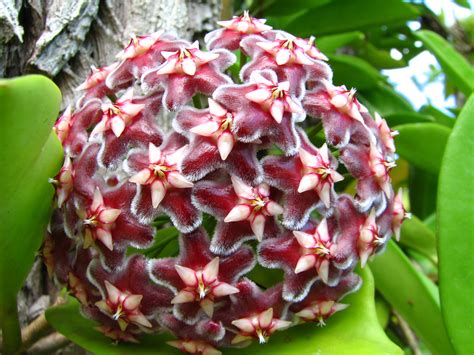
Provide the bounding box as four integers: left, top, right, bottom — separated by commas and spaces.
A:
0, 0, 224, 350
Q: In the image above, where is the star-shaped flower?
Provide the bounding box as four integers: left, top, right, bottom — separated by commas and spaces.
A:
76, 188, 121, 250
53, 105, 73, 144
368, 143, 395, 198
142, 41, 234, 110
205, 10, 272, 51
375, 112, 398, 154
245, 71, 304, 123
357, 209, 385, 267
150, 228, 255, 324
49, 155, 74, 208
231, 307, 291, 345
392, 189, 411, 241
297, 144, 344, 208
167, 339, 222, 355
91, 90, 146, 138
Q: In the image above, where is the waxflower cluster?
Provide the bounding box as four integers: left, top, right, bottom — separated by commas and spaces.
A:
44, 11, 409, 354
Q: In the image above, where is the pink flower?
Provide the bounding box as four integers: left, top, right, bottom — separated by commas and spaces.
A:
375, 112, 398, 154
53, 105, 73, 143
368, 143, 395, 198
142, 41, 234, 110
245, 71, 304, 123
392, 189, 411, 241
293, 219, 336, 283
205, 11, 272, 51
167, 339, 222, 355
297, 145, 344, 208
232, 307, 291, 344
295, 300, 348, 326
357, 209, 384, 267
91, 90, 145, 138
76, 188, 121, 250
129, 142, 193, 208
116, 32, 165, 60
95, 280, 152, 331
321, 80, 368, 123
49, 155, 74, 208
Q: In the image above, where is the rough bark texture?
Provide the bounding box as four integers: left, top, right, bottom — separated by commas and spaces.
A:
0, 0, 223, 349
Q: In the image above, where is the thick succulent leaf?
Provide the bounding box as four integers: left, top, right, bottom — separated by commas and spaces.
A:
0, 75, 63, 351
46, 298, 179, 354
329, 54, 383, 90
384, 112, 434, 126
317, 31, 365, 53
227, 267, 401, 354
370, 241, 455, 355
408, 167, 438, 219
398, 216, 437, 264
414, 30, 474, 96
394, 123, 451, 174
359, 83, 414, 116
286, 0, 418, 37
438, 94, 474, 354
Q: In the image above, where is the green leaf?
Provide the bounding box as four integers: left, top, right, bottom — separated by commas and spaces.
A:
384, 112, 434, 126
227, 267, 401, 354
394, 123, 451, 174
398, 216, 437, 264
408, 167, 438, 219
0, 75, 63, 353
357, 42, 407, 69
46, 298, 179, 354
329, 54, 383, 90
438, 94, 474, 354
420, 105, 455, 128
286, 0, 418, 37
360, 83, 414, 116
414, 30, 474, 96
258, 0, 330, 16
316, 31, 365, 53
370, 241, 455, 355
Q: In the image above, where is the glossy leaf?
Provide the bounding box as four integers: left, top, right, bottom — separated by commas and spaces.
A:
384, 112, 434, 126
408, 166, 438, 220
398, 216, 437, 264
0, 75, 63, 353
227, 267, 402, 354
329, 54, 383, 90
286, 0, 418, 37
370, 241, 455, 355
46, 298, 178, 354
415, 30, 474, 96
420, 105, 455, 128
317, 31, 365, 53
438, 94, 474, 354
360, 83, 414, 116
395, 123, 451, 174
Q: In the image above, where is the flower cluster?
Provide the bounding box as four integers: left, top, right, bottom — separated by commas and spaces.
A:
45, 11, 408, 353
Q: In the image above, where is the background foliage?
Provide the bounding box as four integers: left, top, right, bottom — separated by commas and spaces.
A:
0, 0, 472, 354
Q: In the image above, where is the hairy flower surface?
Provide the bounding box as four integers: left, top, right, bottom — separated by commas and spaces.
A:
46, 11, 405, 354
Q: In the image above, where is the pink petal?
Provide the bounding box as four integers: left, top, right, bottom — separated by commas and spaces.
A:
91, 188, 104, 211
295, 254, 316, 273
212, 282, 239, 297
99, 208, 121, 224
208, 98, 227, 117
129, 169, 152, 185
276, 49, 291, 65
200, 298, 214, 317
96, 228, 114, 250
190, 121, 220, 136
161, 50, 178, 59
232, 318, 254, 333
217, 131, 235, 160
175, 264, 198, 287
167, 171, 194, 189
298, 174, 319, 193
231, 176, 254, 199
110, 116, 126, 137
245, 88, 272, 103
104, 280, 121, 303
171, 290, 195, 304
166, 145, 188, 166
224, 205, 252, 223
271, 319, 292, 331
202, 257, 219, 283
256, 41, 279, 52
251, 214, 266, 241
299, 148, 318, 167
123, 294, 143, 310
278, 81, 290, 92
182, 58, 197, 76
318, 182, 331, 208
330, 93, 348, 108
293, 231, 315, 249
151, 180, 166, 208
317, 259, 330, 284
156, 58, 179, 75
295, 50, 315, 65
148, 143, 162, 163
270, 100, 284, 123
258, 308, 273, 328
265, 201, 283, 216
317, 219, 330, 242
128, 313, 152, 328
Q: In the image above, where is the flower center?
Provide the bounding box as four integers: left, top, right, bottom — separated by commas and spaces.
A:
220, 113, 234, 131
250, 196, 266, 211
271, 86, 285, 99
